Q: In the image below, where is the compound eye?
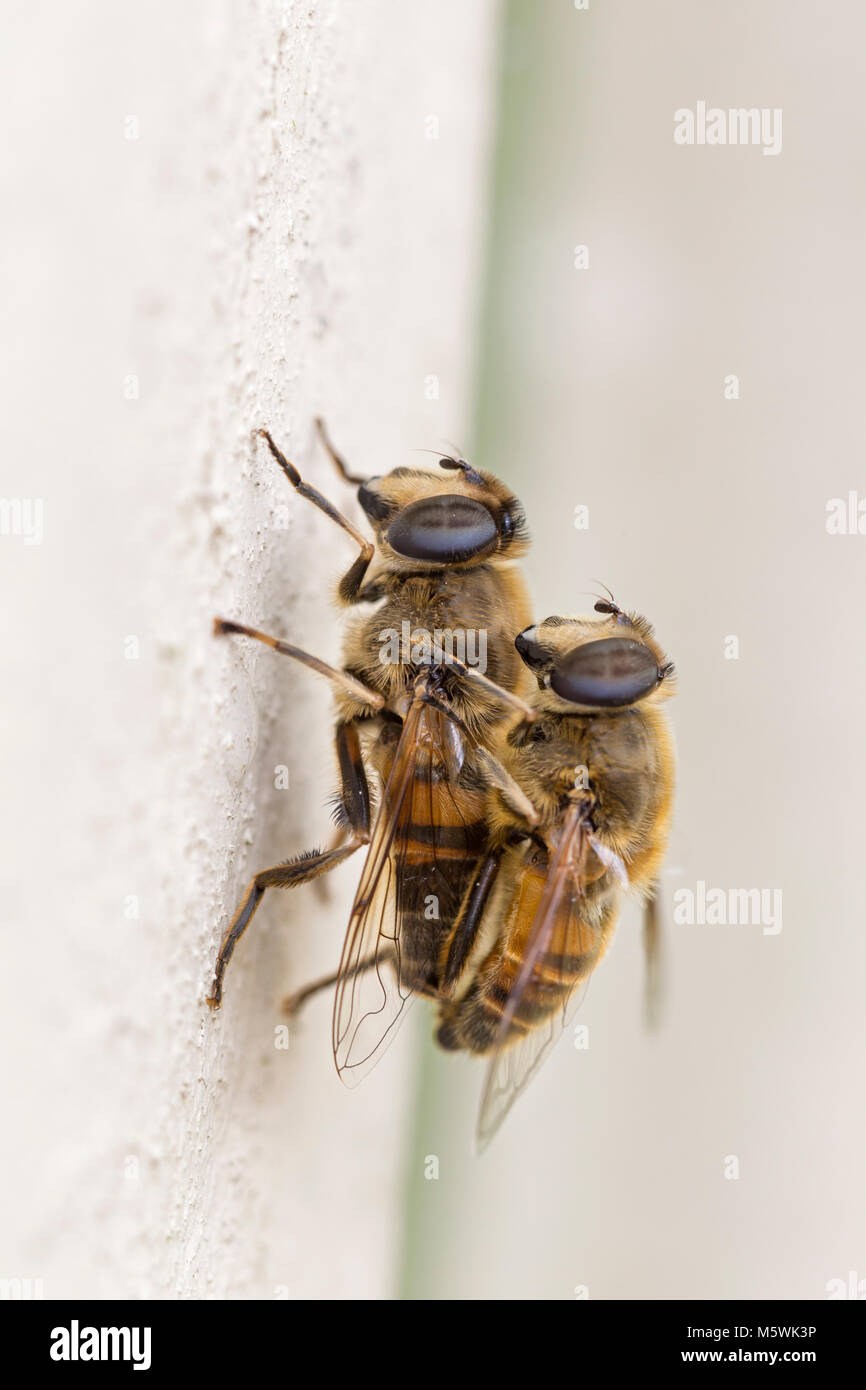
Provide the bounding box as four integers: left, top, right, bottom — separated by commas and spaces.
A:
514, 626, 549, 668
550, 638, 660, 707
386, 494, 497, 562
357, 477, 392, 523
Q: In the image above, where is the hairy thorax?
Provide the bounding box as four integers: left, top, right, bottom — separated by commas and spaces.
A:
503, 706, 672, 862
341, 563, 533, 730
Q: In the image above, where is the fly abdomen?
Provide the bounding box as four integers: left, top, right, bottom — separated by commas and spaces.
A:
437, 898, 616, 1055
392, 777, 487, 994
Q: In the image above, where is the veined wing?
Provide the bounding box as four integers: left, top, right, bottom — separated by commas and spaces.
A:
333, 683, 485, 1085
476, 803, 618, 1150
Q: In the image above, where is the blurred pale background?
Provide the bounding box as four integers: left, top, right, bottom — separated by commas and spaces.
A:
401, 0, 866, 1299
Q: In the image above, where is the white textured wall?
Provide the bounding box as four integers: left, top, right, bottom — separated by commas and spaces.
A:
0, 0, 497, 1299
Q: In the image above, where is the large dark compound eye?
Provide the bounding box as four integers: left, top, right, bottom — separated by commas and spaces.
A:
550, 638, 661, 707
386, 494, 498, 562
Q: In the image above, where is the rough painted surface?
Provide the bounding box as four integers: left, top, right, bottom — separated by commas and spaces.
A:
0, 0, 497, 1298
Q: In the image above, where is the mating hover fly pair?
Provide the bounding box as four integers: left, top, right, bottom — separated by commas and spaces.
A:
207, 422, 675, 1148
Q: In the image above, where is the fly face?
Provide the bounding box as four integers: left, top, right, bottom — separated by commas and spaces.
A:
514, 606, 675, 714
355, 456, 528, 571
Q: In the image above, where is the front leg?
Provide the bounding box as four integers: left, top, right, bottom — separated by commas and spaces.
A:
428, 639, 536, 723
255, 428, 374, 604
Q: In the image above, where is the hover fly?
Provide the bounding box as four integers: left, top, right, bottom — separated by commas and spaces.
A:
436, 598, 676, 1148
206, 421, 537, 1085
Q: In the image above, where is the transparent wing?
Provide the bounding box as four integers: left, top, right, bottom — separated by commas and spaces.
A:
332, 687, 483, 1085
476, 805, 614, 1150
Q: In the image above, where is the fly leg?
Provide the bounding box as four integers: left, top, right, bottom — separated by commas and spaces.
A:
470, 745, 539, 828
281, 949, 395, 1019
213, 618, 384, 711
427, 640, 536, 723
438, 847, 504, 999
255, 427, 374, 603
206, 718, 372, 1009
313, 416, 370, 485
312, 824, 348, 905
